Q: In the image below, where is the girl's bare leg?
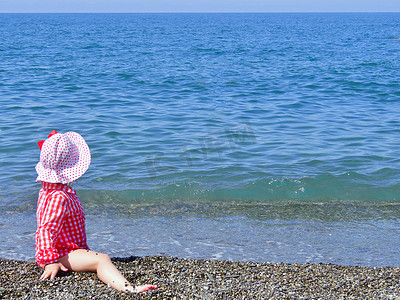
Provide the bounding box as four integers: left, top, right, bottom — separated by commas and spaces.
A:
59, 249, 158, 293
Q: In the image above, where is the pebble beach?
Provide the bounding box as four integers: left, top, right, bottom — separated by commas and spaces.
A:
1, 256, 400, 299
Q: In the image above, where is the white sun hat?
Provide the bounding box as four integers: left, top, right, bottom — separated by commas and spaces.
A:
36, 130, 91, 184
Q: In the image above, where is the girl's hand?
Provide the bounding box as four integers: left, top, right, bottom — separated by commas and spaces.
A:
40, 262, 69, 280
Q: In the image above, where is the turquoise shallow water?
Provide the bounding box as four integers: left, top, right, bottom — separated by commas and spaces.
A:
1, 13, 400, 266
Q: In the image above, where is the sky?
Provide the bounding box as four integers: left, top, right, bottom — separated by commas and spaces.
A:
0, 0, 400, 13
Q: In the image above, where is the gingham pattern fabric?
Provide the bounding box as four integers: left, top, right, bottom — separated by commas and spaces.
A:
36, 132, 91, 184
35, 182, 88, 267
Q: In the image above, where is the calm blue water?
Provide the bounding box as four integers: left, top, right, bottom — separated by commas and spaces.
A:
1, 13, 400, 266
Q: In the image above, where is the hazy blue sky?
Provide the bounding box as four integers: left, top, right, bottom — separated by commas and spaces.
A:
1, 0, 400, 13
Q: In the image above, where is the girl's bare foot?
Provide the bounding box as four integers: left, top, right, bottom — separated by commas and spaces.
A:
133, 284, 158, 293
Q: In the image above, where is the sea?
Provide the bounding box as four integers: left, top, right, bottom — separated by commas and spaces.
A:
1, 13, 400, 267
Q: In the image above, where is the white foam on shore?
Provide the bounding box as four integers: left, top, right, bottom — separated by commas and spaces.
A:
3, 208, 399, 267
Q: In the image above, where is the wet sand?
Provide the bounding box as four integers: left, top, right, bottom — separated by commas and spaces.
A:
1, 256, 400, 299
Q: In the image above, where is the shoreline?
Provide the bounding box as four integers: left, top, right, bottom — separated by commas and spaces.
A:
1, 256, 400, 299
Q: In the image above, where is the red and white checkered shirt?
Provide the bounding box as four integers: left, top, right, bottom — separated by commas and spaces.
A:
35, 182, 88, 268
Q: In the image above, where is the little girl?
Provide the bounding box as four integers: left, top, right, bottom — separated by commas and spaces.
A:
35, 130, 158, 293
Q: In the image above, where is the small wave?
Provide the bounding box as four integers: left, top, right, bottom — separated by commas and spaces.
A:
79, 173, 400, 208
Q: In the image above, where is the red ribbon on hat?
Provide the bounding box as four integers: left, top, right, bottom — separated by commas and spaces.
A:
38, 130, 58, 150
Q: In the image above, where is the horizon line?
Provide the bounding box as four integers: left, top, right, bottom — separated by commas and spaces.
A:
1, 11, 400, 14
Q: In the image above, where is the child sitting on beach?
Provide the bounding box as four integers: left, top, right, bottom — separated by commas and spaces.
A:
35, 130, 158, 293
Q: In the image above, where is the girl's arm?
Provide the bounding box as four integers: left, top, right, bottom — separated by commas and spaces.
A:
36, 191, 68, 269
